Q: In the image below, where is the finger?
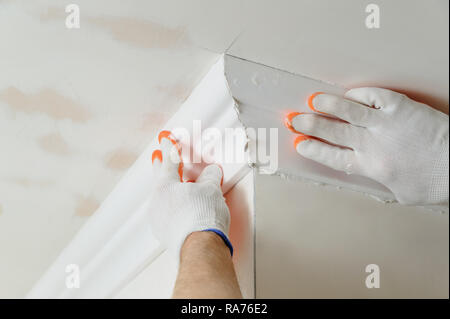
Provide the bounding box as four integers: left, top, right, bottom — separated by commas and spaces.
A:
308, 92, 376, 127
290, 113, 364, 149
152, 149, 162, 166
151, 149, 163, 181
344, 87, 405, 113
160, 137, 183, 182
196, 164, 224, 188
158, 130, 184, 182
284, 111, 304, 133
295, 135, 358, 174
158, 130, 181, 153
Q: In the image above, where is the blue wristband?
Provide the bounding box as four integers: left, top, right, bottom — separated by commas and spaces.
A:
202, 229, 233, 257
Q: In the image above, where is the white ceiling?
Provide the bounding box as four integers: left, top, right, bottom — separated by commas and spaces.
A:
0, 0, 447, 297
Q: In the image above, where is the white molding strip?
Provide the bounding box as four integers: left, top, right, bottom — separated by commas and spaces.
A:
224, 55, 394, 202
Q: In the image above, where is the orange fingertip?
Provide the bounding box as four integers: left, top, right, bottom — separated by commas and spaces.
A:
308, 92, 325, 114
151, 150, 162, 164
217, 164, 224, 187
158, 130, 182, 155
294, 134, 312, 149
158, 130, 179, 149
158, 131, 172, 144
284, 112, 302, 133
178, 162, 184, 182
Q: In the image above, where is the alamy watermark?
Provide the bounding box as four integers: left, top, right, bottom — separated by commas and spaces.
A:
162, 120, 279, 174
365, 264, 380, 288
65, 264, 80, 289
365, 4, 380, 29
65, 4, 80, 29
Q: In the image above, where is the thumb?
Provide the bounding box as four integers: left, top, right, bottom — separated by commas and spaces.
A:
196, 164, 224, 188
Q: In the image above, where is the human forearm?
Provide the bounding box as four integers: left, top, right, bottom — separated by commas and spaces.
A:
172, 231, 242, 299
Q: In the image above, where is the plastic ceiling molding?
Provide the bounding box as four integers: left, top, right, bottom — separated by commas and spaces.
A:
224, 55, 393, 201
28, 54, 394, 298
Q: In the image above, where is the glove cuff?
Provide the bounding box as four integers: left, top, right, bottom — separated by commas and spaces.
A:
168, 193, 231, 259
428, 137, 449, 205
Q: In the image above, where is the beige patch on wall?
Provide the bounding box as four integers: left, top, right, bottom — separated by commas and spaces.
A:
104, 149, 139, 171
0, 203, 2, 215
75, 196, 100, 217
0, 87, 90, 123
39, 6, 64, 21
37, 133, 69, 155
140, 111, 169, 132
6, 177, 53, 188
39, 6, 189, 49
87, 16, 188, 49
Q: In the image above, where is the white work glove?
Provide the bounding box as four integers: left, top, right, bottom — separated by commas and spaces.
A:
285, 88, 449, 205
148, 131, 232, 258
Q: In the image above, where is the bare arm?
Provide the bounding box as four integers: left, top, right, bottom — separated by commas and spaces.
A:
172, 231, 242, 299
150, 131, 241, 299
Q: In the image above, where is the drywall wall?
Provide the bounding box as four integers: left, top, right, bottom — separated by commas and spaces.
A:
116, 171, 255, 299
255, 174, 449, 298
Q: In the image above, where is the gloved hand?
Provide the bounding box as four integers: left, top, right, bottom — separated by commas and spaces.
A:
285, 88, 449, 205
148, 131, 232, 258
